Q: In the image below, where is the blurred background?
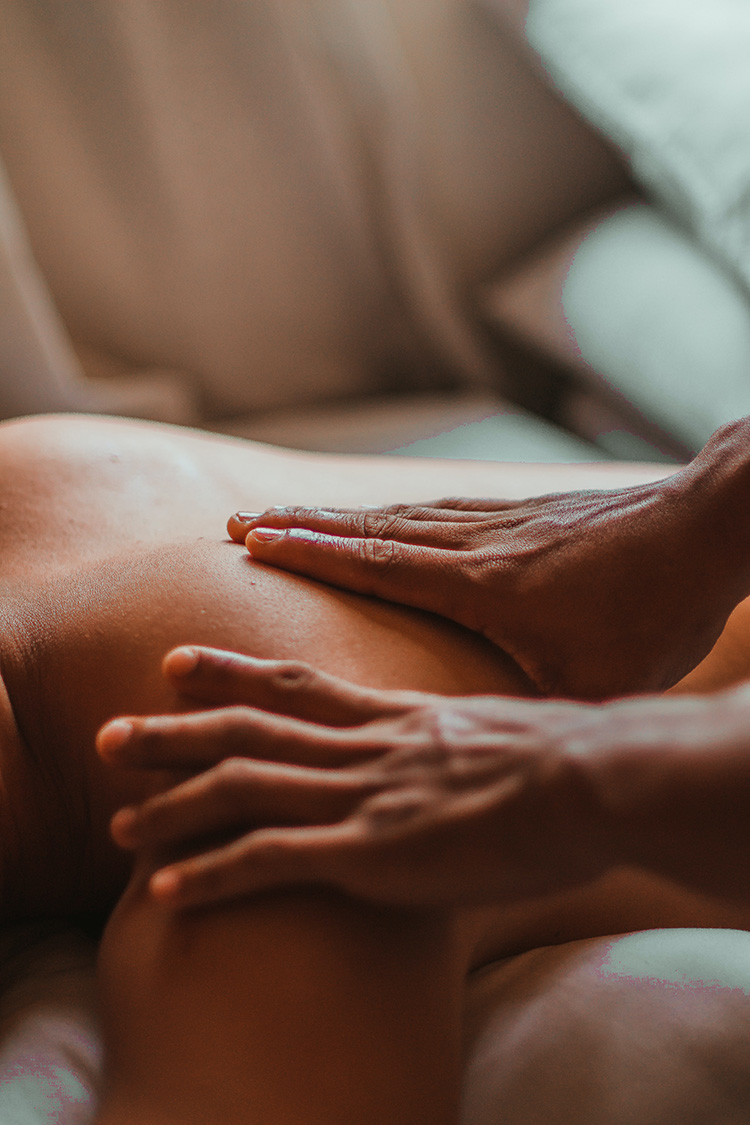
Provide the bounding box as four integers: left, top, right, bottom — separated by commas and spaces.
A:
1, 0, 748, 468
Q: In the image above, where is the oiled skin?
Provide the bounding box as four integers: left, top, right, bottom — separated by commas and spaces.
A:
0, 412, 748, 960
0, 414, 528, 926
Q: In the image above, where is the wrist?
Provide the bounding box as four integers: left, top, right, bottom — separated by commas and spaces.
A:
581, 688, 750, 899
667, 416, 750, 605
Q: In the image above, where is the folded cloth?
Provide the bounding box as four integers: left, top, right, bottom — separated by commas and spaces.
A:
526, 0, 750, 293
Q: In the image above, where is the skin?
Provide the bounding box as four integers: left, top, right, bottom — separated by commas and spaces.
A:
94, 417, 750, 919
0, 7, 729, 1116
221, 417, 750, 699
0, 407, 692, 944
0, 412, 537, 920
0, 408, 688, 938
0, 412, 747, 1123
102, 647, 750, 917
103, 653, 614, 908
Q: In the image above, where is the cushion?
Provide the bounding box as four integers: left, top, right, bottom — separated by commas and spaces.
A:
526, 0, 750, 293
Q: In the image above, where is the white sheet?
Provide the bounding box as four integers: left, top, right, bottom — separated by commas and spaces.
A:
527, 0, 750, 294
0, 924, 100, 1124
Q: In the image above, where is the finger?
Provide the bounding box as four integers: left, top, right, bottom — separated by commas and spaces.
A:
97, 706, 390, 770
378, 503, 506, 524
148, 821, 359, 907
229, 507, 384, 541
229, 506, 426, 541
233, 506, 478, 548
229, 498, 531, 540
111, 757, 366, 850
243, 530, 469, 619
161, 647, 406, 725
229, 507, 376, 541
419, 497, 526, 515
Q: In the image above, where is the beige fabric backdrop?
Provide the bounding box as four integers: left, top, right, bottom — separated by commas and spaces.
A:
0, 0, 626, 424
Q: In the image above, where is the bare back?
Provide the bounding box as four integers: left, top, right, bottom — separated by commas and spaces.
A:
0, 414, 537, 923
2, 413, 746, 959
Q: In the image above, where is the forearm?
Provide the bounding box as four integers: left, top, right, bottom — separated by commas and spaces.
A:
589, 685, 750, 903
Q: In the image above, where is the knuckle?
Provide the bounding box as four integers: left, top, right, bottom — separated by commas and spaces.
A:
462, 547, 498, 593
381, 706, 469, 776
216, 755, 253, 785
218, 754, 252, 776
422, 707, 466, 751
360, 509, 391, 539
361, 511, 415, 543
399, 705, 452, 748
360, 536, 399, 571
269, 661, 316, 693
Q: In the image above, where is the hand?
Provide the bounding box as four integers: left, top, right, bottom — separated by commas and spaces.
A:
227, 468, 737, 700
96, 645, 618, 911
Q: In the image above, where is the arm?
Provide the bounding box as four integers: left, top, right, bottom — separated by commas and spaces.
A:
591, 683, 750, 903
230, 417, 750, 698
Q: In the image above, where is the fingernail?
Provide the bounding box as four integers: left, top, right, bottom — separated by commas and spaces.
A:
248, 526, 285, 542
234, 512, 260, 523
151, 868, 182, 898
97, 719, 133, 757
164, 647, 200, 677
